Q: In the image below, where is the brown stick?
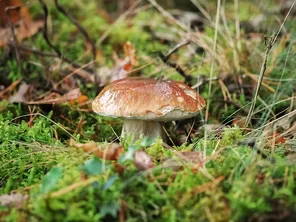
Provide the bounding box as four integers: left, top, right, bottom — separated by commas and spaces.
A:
5, 5, 22, 70
38, 0, 82, 69
53, 0, 96, 63
159, 40, 192, 83
8, 43, 57, 58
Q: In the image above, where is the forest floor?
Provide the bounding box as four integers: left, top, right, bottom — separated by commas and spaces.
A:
0, 0, 296, 221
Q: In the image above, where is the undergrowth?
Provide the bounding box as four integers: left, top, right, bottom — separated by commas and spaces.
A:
0, 0, 296, 221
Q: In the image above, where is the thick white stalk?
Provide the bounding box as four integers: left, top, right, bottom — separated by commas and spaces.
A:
121, 119, 164, 142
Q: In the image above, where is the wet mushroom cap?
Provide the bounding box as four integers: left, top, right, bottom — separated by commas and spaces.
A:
92, 77, 206, 121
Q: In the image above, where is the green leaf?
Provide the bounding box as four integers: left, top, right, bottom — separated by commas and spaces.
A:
118, 144, 139, 164
82, 157, 108, 176
141, 137, 156, 147
40, 167, 63, 194
103, 176, 118, 190
100, 201, 119, 217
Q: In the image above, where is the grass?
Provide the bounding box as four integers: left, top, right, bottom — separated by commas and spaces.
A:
0, 0, 296, 221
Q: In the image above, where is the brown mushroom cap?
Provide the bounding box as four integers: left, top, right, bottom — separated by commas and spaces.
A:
92, 77, 206, 121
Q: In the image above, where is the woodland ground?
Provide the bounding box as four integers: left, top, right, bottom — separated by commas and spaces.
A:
0, 0, 296, 221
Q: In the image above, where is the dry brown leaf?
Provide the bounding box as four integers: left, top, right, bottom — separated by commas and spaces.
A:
123, 41, 138, 66
163, 151, 204, 172
178, 151, 204, 166
260, 113, 296, 147
27, 88, 81, 105
0, 0, 29, 26
70, 139, 124, 161
178, 151, 204, 173
0, 11, 43, 47
9, 82, 29, 103
114, 163, 125, 175
68, 95, 89, 106
267, 131, 286, 145
0, 193, 28, 208
109, 57, 132, 82
134, 150, 154, 171
97, 41, 139, 86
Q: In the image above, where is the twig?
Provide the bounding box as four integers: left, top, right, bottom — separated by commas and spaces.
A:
38, 0, 61, 57
5, 6, 22, 70
54, 61, 95, 88
190, 0, 212, 22
159, 40, 192, 82
38, 0, 81, 69
245, 0, 296, 127
191, 76, 219, 89
159, 56, 192, 82
164, 40, 191, 61
53, 0, 96, 65
97, 0, 140, 46
147, 0, 188, 32
8, 43, 57, 58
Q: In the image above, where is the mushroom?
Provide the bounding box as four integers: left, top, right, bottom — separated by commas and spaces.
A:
92, 77, 206, 142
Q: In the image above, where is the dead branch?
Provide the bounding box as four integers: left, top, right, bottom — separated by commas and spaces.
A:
8, 43, 57, 58
53, 0, 96, 65
159, 40, 192, 83
191, 76, 219, 89
5, 5, 22, 69
164, 40, 191, 61
38, 0, 82, 69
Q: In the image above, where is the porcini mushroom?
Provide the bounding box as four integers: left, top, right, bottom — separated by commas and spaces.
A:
92, 77, 206, 142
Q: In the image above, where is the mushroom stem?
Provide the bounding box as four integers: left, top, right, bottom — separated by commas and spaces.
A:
122, 119, 165, 142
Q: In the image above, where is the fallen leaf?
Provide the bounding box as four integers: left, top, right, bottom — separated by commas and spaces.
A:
178, 151, 204, 166
260, 114, 296, 147
68, 94, 89, 106
9, 82, 29, 103
141, 137, 156, 147
100, 201, 119, 217
82, 157, 108, 176
96, 66, 111, 87
27, 88, 81, 105
134, 150, 154, 171
70, 139, 124, 161
102, 176, 118, 190
0, 193, 28, 208
109, 57, 132, 82
163, 151, 204, 171
162, 158, 183, 171
0, 0, 29, 26
40, 167, 63, 194
0, 1, 43, 47
232, 118, 246, 128
268, 131, 286, 145
118, 144, 139, 164
123, 41, 138, 67
96, 41, 139, 85
114, 163, 125, 175
0, 0, 43, 47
